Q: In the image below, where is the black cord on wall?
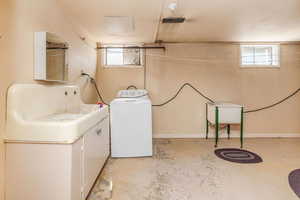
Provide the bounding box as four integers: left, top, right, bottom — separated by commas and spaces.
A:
81, 73, 109, 105
152, 83, 215, 106
82, 73, 300, 114
243, 88, 300, 113
152, 84, 300, 114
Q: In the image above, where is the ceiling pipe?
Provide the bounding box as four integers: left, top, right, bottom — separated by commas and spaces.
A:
96, 46, 165, 50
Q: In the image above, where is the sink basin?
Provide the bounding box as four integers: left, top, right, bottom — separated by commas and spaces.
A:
5, 84, 109, 143
41, 113, 84, 121
39, 104, 101, 121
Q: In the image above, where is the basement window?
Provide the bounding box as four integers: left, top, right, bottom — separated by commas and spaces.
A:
240, 44, 280, 67
104, 47, 143, 67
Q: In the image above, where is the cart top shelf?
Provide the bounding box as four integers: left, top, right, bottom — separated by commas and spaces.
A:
207, 102, 243, 108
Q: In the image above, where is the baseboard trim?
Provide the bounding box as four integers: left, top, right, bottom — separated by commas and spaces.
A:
153, 133, 300, 139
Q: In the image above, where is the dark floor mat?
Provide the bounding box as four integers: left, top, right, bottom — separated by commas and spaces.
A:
215, 148, 263, 164
289, 169, 300, 198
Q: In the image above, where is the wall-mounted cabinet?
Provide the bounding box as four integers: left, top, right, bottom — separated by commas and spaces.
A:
34, 32, 69, 82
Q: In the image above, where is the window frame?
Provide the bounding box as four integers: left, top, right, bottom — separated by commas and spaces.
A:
240, 44, 280, 68
102, 46, 144, 68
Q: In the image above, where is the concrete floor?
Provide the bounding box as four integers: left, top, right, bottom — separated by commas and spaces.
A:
88, 138, 300, 200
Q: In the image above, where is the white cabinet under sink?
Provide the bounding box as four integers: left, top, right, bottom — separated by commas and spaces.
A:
83, 117, 110, 198
5, 84, 110, 200
5, 116, 110, 200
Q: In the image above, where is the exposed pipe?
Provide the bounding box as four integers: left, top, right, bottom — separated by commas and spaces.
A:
96, 46, 165, 50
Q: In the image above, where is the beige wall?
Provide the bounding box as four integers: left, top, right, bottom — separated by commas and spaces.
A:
0, 0, 98, 199
96, 43, 300, 135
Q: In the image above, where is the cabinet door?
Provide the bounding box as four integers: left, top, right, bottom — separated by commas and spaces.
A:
98, 117, 110, 167
83, 117, 110, 198
71, 137, 84, 200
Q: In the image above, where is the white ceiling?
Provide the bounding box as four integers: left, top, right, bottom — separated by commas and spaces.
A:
59, 0, 300, 44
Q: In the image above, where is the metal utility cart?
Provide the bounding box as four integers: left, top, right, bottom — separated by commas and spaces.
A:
205, 102, 244, 148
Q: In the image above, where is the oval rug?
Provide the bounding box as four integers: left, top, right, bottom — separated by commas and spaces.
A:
215, 148, 263, 164
289, 169, 300, 198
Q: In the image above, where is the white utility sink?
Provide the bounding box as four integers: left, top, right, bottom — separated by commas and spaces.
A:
5, 84, 108, 143
207, 102, 243, 124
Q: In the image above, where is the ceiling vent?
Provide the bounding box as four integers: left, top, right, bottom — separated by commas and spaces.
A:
162, 17, 185, 23
162, 1, 185, 23
103, 16, 135, 34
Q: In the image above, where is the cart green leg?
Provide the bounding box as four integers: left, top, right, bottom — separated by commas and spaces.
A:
215, 107, 219, 148
227, 124, 230, 139
206, 120, 209, 139
240, 107, 244, 148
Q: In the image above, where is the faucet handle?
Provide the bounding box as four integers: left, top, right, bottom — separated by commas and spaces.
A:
96, 129, 102, 136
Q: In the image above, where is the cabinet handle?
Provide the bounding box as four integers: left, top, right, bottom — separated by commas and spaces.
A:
96, 129, 102, 136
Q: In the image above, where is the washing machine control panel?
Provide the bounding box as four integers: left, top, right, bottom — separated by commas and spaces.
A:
117, 89, 148, 98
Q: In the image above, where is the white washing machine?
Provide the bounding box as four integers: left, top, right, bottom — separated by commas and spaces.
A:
110, 89, 152, 157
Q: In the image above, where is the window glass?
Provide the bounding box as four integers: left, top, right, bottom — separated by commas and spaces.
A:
106, 48, 123, 66
105, 47, 142, 67
123, 49, 140, 65
241, 45, 279, 67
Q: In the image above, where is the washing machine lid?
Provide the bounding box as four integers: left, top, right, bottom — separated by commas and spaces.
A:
117, 89, 148, 98
111, 97, 151, 105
